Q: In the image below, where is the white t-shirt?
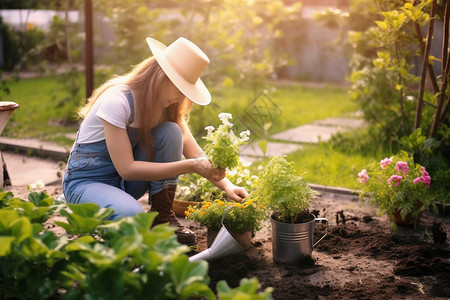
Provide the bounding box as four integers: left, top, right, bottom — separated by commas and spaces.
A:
77, 85, 137, 144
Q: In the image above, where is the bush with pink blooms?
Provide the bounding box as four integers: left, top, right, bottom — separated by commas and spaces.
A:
357, 151, 436, 228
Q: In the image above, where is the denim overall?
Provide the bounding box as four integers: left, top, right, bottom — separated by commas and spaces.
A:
63, 90, 182, 220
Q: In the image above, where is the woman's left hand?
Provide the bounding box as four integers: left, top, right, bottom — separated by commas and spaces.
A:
225, 184, 248, 203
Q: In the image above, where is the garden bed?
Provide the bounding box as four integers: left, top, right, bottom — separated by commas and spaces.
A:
7, 184, 449, 299
189, 191, 450, 300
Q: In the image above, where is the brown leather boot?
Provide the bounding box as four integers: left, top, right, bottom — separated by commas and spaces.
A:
150, 186, 197, 245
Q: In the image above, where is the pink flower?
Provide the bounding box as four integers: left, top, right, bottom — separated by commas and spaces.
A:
380, 157, 392, 169
388, 175, 402, 187
413, 177, 422, 184
395, 161, 409, 174
358, 169, 369, 184
420, 166, 431, 188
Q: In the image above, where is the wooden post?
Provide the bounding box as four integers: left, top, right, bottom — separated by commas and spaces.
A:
85, 0, 94, 100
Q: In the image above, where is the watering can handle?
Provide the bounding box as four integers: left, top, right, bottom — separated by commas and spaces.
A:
313, 217, 329, 248
221, 206, 234, 226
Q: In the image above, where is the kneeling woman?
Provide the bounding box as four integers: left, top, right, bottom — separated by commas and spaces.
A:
63, 37, 248, 245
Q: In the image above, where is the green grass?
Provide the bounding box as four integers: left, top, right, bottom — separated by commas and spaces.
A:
208, 82, 357, 135
287, 143, 376, 190
0, 75, 84, 145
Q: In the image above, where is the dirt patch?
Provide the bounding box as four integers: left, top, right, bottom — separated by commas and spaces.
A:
5, 184, 450, 299
190, 192, 450, 300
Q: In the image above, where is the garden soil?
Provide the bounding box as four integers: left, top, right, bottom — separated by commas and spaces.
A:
6, 184, 450, 300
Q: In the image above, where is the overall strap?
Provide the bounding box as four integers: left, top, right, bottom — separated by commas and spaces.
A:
125, 90, 135, 124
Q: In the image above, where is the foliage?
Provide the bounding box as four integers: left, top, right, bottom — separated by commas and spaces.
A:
93, 0, 301, 94
217, 277, 273, 300
176, 173, 224, 203
0, 189, 273, 299
248, 155, 317, 224
357, 151, 436, 228
186, 198, 267, 234
399, 128, 439, 165
286, 141, 378, 191
176, 158, 258, 202
203, 113, 250, 169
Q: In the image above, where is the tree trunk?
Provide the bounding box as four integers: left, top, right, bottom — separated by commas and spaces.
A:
429, 0, 450, 137
415, 0, 437, 130
65, 0, 72, 64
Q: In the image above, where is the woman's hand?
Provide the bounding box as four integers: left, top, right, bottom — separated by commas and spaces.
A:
192, 157, 225, 182
224, 183, 248, 203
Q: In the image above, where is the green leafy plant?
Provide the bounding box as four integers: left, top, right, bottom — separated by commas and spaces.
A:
203, 112, 250, 169
1, 189, 273, 299
217, 277, 273, 300
357, 151, 436, 228
54, 203, 115, 236
186, 199, 267, 234
399, 128, 439, 165
248, 155, 317, 223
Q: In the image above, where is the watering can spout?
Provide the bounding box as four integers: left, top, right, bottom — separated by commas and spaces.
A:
189, 225, 244, 262
189, 206, 244, 262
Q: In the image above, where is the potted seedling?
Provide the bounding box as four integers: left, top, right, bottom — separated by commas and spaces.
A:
186, 198, 266, 250
248, 155, 328, 265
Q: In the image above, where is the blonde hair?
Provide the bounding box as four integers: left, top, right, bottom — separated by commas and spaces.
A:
79, 57, 193, 157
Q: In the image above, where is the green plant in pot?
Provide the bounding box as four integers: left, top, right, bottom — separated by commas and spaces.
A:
186, 198, 266, 250
248, 155, 327, 265
357, 151, 436, 229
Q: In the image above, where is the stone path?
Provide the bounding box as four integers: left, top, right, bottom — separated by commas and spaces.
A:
240, 116, 366, 162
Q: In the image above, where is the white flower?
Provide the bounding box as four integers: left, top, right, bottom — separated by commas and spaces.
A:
29, 179, 45, 191
205, 126, 215, 133
240, 130, 250, 141
239, 158, 252, 167
218, 112, 233, 126
180, 186, 191, 195
228, 169, 238, 176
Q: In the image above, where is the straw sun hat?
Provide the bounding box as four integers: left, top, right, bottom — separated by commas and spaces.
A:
146, 37, 211, 105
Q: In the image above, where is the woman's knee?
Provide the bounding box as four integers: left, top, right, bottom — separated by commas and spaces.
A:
152, 122, 183, 161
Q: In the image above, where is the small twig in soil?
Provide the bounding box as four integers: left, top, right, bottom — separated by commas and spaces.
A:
335, 210, 346, 224
410, 282, 425, 294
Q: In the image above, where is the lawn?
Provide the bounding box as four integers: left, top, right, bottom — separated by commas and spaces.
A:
1, 74, 375, 189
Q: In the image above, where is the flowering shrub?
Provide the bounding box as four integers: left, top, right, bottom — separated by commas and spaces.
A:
203, 112, 250, 169
248, 155, 317, 223
176, 173, 225, 202
186, 198, 267, 233
357, 151, 435, 226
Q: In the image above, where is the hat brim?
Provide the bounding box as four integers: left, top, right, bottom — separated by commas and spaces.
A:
146, 37, 211, 106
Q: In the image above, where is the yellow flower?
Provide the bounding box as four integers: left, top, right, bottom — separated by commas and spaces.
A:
227, 202, 234, 206
185, 211, 190, 217
188, 208, 194, 212
201, 211, 206, 215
